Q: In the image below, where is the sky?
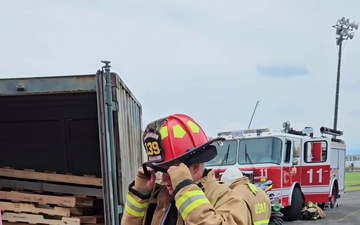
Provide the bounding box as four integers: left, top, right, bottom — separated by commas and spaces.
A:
1, 1, 360, 153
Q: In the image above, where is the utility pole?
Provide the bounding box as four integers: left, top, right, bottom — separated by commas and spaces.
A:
332, 17, 358, 130
248, 100, 260, 129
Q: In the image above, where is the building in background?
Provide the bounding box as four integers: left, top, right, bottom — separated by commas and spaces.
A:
345, 155, 360, 167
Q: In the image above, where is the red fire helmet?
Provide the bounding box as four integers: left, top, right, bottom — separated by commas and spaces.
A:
142, 114, 224, 171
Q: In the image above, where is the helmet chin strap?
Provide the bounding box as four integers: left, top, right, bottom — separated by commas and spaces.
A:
142, 162, 167, 178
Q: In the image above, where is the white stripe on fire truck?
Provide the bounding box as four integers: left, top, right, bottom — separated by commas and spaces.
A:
301, 186, 330, 193
270, 186, 330, 196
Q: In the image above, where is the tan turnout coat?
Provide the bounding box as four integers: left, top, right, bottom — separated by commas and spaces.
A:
228, 177, 271, 225
121, 169, 252, 225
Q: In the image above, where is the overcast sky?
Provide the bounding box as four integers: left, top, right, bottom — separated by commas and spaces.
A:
1, 1, 359, 152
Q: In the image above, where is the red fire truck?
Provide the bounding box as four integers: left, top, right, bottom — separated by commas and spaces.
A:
205, 121, 346, 221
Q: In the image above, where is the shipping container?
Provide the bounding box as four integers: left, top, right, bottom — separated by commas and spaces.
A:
0, 62, 143, 225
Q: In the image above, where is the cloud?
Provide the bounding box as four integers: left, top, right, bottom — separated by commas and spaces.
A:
256, 64, 311, 77
1, 1, 360, 152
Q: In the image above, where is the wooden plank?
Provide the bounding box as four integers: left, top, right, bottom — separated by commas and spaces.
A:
0, 201, 70, 216
0, 190, 76, 207
2, 212, 80, 225
0, 179, 103, 198
74, 197, 95, 207
0, 190, 94, 207
43, 183, 102, 199
0, 168, 102, 187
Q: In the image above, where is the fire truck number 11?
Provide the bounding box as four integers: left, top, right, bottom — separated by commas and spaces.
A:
260, 168, 268, 177
307, 168, 323, 183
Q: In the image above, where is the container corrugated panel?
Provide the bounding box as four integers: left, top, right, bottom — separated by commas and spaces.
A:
112, 73, 143, 205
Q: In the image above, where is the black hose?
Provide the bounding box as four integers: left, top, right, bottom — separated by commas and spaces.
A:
269, 211, 284, 225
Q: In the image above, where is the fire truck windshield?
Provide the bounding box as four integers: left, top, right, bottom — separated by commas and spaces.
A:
239, 137, 282, 165
205, 137, 282, 166
205, 140, 238, 166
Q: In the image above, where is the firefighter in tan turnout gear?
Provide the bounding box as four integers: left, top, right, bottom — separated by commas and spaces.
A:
121, 114, 252, 225
221, 167, 271, 225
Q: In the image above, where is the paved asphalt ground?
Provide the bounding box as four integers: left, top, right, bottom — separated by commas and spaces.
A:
284, 191, 360, 225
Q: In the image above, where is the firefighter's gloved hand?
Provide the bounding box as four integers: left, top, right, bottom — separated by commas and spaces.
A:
134, 167, 156, 195
168, 163, 192, 188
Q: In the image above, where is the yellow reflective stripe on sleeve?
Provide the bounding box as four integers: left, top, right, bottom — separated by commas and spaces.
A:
125, 204, 145, 217
124, 193, 149, 217
127, 193, 149, 209
254, 219, 270, 225
176, 190, 210, 219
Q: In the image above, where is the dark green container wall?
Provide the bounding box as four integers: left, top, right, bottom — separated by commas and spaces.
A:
0, 93, 102, 177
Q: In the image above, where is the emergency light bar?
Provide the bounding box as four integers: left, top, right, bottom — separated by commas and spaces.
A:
243, 128, 270, 134
218, 128, 272, 138
217, 131, 233, 137
217, 130, 244, 138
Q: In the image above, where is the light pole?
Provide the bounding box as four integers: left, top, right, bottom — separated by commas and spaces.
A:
332, 17, 358, 131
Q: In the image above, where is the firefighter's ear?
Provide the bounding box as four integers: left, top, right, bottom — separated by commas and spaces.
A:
195, 163, 201, 173
189, 163, 201, 174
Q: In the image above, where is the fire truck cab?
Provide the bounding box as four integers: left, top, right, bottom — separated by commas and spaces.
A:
205, 121, 346, 221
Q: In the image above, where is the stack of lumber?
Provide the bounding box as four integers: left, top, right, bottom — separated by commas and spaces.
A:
0, 168, 104, 225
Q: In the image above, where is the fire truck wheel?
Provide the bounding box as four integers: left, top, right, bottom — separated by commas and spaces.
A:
282, 187, 303, 221
329, 185, 338, 208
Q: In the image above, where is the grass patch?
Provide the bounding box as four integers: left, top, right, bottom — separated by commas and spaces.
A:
345, 171, 360, 192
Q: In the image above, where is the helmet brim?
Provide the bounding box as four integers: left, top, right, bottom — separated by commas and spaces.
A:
143, 137, 225, 173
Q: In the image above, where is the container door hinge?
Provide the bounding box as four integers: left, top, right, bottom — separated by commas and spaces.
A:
118, 205, 123, 214
112, 102, 119, 111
